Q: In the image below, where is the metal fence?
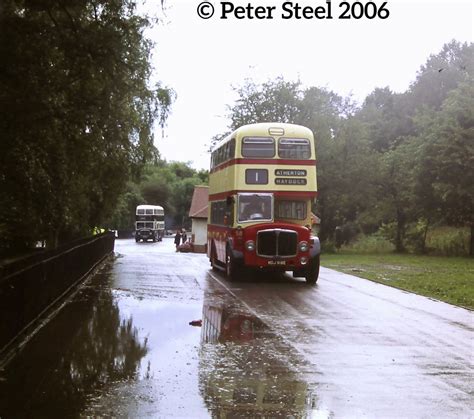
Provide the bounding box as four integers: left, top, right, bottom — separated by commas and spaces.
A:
0, 232, 115, 357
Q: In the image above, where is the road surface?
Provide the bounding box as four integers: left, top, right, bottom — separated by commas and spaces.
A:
0, 237, 472, 418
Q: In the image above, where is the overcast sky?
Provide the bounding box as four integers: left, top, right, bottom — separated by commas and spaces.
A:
144, 0, 473, 170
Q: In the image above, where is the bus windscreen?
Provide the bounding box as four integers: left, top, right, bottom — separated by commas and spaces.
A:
238, 194, 273, 222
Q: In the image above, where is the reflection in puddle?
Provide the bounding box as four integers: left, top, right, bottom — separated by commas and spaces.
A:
199, 288, 319, 418
0, 270, 149, 418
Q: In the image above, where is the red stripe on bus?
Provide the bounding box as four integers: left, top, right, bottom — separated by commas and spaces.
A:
210, 158, 317, 173
209, 190, 318, 200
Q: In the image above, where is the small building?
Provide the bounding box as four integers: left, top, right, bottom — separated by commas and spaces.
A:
188, 185, 209, 253
311, 212, 321, 235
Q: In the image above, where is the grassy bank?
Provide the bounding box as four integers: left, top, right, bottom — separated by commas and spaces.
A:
321, 253, 474, 310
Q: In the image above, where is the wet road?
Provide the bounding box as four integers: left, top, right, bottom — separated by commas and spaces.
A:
0, 238, 473, 418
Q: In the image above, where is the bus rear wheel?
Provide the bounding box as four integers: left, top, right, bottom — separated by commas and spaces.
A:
305, 255, 320, 285
210, 243, 219, 271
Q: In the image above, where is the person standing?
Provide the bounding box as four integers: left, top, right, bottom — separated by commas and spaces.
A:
181, 228, 187, 244
174, 230, 182, 251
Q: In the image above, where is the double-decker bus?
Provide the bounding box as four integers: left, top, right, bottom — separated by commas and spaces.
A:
135, 204, 165, 242
207, 123, 321, 284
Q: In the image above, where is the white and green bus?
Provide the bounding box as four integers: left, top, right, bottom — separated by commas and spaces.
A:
135, 205, 165, 242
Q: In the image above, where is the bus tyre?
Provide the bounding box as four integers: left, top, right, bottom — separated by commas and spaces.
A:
210, 243, 219, 271
226, 248, 239, 281
305, 255, 320, 285
135, 238, 139, 243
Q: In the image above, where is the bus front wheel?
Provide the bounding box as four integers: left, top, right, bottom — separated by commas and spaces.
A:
305, 255, 320, 285
226, 248, 240, 281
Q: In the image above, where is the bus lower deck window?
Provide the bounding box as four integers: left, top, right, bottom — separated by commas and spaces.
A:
275, 200, 307, 220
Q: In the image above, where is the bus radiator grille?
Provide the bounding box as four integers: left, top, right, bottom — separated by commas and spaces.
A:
257, 230, 297, 257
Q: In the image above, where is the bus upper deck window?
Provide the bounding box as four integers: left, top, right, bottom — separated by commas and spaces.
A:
278, 138, 311, 159
242, 137, 275, 158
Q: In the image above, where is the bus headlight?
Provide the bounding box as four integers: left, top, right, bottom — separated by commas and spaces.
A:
245, 240, 255, 251
299, 241, 309, 252
300, 256, 308, 265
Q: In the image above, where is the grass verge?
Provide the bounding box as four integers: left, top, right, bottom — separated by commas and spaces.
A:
321, 253, 474, 310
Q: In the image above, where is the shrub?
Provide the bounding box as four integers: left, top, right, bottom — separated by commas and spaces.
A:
340, 233, 395, 254
321, 240, 337, 254
379, 222, 399, 248
426, 226, 469, 256
405, 219, 430, 254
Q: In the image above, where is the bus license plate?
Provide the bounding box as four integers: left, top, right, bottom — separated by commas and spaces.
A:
268, 260, 286, 265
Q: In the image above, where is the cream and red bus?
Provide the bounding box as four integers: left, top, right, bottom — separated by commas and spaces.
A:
207, 122, 320, 284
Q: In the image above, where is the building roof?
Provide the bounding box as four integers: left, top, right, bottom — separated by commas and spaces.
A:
189, 186, 209, 219
311, 212, 321, 225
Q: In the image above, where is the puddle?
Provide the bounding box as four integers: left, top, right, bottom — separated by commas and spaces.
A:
0, 250, 328, 418
198, 288, 319, 417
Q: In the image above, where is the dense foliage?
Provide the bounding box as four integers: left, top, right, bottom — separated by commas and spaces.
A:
1, 8, 471, 261
0, 0, 173, 251
106, 160, 208, 232
220, 41, 474, 255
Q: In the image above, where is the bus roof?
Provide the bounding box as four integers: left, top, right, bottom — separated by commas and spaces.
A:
213, 123, 313, 151
136, 205, 164, 210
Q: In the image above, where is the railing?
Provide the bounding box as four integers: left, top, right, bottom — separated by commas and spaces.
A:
0, 232, 115, 358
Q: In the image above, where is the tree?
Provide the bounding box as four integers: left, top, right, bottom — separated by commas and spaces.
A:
352, 41, 474, 252
216, 42, 473, 254
317, 116, 381, 242
358, 88, 414, 151
414, 81, 474, 255
106, 160, 208, 232
296, 88, 362, 241
409, 40, 473, 111
227, 77, 303, 130
0, 0, 173, 251
104, 182, 144, 232
140, 165, 175, 213
377, 141, 420, 252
